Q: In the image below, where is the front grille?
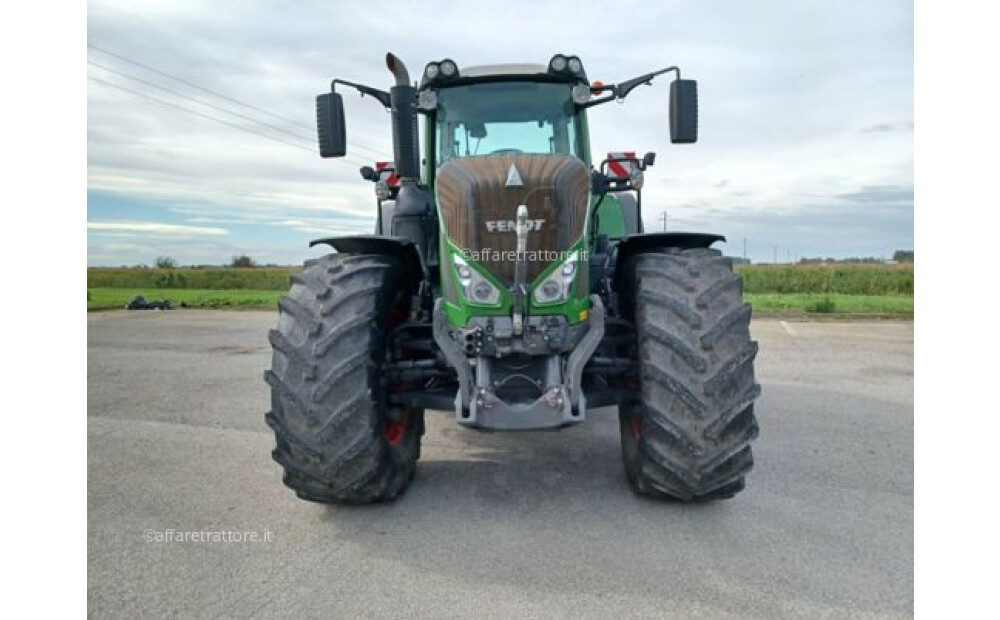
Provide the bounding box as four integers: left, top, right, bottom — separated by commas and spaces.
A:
436, 154, 589, 284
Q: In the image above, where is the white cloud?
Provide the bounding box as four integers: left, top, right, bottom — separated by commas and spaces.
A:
87, 221, 228, 236
87, 0, 912, 263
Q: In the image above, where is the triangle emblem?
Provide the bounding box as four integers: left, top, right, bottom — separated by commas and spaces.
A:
505, 164, 524, 187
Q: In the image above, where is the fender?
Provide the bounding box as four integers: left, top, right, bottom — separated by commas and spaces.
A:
310, 235, 428, 281
613, 231, 725, 283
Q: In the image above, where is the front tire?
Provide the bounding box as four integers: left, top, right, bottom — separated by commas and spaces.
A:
620, 248, 760, 501
264, 253, 422, 504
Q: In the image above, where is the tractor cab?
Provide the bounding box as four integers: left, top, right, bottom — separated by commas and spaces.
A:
421, 65, 587, 169
415, 59, 655, 246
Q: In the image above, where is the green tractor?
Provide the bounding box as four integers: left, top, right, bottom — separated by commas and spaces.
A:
265, 52, 760, 503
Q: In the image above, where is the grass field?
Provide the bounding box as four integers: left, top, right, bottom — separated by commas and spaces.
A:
88, 263, 913, 316
746, 293, 913, 316
87, 288, 282, 311
88, 288, 912, 316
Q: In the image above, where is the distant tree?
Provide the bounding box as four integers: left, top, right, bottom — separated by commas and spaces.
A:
231, 254, 256, 269
893, 250, 914, 262
155, 256, 177, 269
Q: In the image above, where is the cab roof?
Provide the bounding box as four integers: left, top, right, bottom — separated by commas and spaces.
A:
459, 63, 549, 78
419, 61, 586, 89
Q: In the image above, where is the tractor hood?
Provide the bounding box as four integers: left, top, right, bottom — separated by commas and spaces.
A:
436, 153, 589, 284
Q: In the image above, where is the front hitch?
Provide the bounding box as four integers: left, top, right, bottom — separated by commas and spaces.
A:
433, 296, 606, 430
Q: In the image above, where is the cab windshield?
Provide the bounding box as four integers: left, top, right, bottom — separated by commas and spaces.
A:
434, 82, 583, 166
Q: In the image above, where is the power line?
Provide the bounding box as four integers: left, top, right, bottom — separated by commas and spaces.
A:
88, 60, 316, 145
87, 43, 392, 161
88, 43, 315, 131
89, 75, 316, 154
90, 75, 375, 172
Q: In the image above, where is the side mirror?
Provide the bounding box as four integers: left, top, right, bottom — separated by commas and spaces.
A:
669, 79, 698, 144
359, 166, 377, 181
316, 92, 347, 157
641, 151, 656, 168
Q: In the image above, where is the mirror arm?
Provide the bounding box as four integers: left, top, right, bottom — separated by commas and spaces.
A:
578, 66, 682, 109
615, 66, 681, 100
578, 90, 618, 109
332, 79, 392, 109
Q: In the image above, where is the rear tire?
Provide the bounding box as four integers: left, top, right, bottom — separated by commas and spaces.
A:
265, 253, 422, 504
620, 248, 760, 501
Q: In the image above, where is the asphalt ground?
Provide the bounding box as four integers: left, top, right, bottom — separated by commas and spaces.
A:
88, 310, 913, 619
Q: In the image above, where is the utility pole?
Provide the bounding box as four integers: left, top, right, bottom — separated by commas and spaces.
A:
659, 211, 668, 231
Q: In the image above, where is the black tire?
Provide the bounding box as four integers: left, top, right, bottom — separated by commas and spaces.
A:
264, 253, 422, 504
620, 247, 760, 501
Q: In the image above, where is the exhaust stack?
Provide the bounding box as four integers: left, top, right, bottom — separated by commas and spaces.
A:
385, 52, 410, 86
385, 53, 420, 181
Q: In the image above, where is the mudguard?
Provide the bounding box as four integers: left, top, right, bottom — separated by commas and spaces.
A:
310, 235, 428, 280
613, 231, 725, 282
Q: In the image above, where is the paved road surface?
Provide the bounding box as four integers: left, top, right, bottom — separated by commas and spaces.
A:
88, 310, 913, 619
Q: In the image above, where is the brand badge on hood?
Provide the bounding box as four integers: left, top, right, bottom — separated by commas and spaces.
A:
505, 164, 524, 187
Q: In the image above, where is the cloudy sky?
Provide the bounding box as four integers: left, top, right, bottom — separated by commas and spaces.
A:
87, 0, 913, 266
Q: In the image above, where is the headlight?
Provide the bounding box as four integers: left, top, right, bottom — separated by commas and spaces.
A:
549, 54, 568, 72
629, 167, 644, 190
533, 251, 579, 304
439, 59, 457, 77
571, 83, 591, 104
473, 281, 494, 301
417, 90, 438, 111
453, 254, 501, 305
424, 63, 440, 80
567, 56, 583, 74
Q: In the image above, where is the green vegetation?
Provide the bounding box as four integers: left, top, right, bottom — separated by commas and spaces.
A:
87, 288, 281, 311
231, 254, 257, 268
805, 297, 837, 314
736, 263, 913, 296
87, 263, 914, 317
87, 267, 295, 290
746, 294, 913, 316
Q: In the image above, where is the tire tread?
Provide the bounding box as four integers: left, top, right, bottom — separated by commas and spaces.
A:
265, 253, 420, 504
621, 248, 761, 501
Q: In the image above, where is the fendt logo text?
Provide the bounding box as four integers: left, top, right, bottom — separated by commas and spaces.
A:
485, 219, 545, 233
